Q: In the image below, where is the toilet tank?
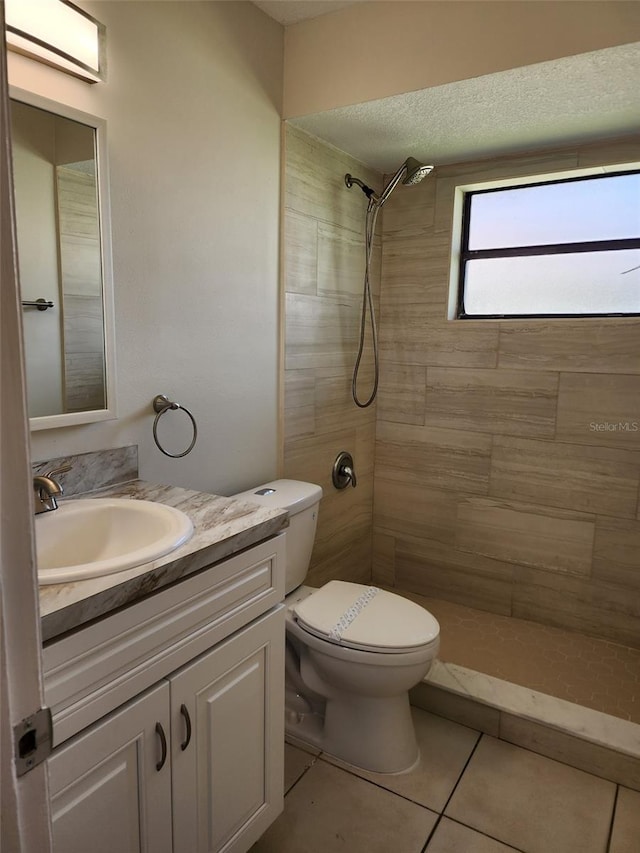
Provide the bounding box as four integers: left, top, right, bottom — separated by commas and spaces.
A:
230, 479, 322, 594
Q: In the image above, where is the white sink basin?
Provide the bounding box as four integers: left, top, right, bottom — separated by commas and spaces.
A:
36, 498, 194, 585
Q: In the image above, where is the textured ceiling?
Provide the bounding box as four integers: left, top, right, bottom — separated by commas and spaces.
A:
253, 1, 357, 26
289, 43, 640, 171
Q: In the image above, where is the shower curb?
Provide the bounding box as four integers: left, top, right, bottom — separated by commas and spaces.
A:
410, 659, 640, 792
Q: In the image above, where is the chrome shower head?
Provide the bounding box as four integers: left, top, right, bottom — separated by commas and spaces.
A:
377, 157, 434, 206
402, 157, 434, 186
344, 157, 434, 207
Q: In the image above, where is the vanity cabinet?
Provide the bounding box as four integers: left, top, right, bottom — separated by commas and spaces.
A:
44, 534, 286, 853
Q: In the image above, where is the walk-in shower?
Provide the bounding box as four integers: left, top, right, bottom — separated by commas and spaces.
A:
345, 157, 434, 408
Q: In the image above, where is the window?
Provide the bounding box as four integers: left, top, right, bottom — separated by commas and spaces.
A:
456, 170, 640, 318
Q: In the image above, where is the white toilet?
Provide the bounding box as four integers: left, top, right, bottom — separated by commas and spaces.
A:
231, 479, 440, 774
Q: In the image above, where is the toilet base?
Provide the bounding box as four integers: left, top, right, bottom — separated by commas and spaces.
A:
285, 689, 419, 774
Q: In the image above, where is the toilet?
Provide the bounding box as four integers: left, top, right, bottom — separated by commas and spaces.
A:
231, 479, 440, 774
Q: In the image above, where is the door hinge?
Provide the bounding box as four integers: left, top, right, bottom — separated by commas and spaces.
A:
13, 707, 52, 776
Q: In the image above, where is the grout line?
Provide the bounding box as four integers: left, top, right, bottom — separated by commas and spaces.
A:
491, 730, 626, 789
440, 730, 483, 816
605, 784, 620, 853
420, 814, 443, 852
283, 754, 320, 798
314, 751, 441, 813
438, 816, 528, 853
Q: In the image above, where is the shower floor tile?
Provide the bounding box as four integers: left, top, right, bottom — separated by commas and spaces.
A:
393, 590, 640, 724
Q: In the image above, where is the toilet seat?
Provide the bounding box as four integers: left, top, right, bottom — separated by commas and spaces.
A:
293, 580, 440, 654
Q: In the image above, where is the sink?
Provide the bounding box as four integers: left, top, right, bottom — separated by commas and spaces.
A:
36, 498, 194, 585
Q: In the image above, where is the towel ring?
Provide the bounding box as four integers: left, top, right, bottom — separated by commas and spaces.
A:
152, 395, 198, 458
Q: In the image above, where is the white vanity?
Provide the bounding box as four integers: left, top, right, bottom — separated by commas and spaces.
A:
38, 476, 288, 853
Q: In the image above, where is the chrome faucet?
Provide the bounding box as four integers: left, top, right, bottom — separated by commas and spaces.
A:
33, 465, 72, 514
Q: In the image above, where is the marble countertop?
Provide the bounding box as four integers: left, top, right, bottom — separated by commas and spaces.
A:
39, 480, 288, 643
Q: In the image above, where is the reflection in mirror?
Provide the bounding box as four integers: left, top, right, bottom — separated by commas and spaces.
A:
10, 90, 116, 430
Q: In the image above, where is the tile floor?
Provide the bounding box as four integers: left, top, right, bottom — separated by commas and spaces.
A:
392, 591, 640, 724
252, 708, 640, 853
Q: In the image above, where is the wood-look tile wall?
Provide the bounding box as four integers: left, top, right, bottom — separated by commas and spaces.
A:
374, 136, 640, 648
283, 126, 382, 586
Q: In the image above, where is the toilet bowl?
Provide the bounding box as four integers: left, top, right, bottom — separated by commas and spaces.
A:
231, 479, 440, 773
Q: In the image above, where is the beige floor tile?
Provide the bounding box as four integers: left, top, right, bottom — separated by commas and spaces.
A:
426, 818, 521, 852
252, 759, 437, 853
284, 744, 316, 793
445, 736, 616, 853
322, 708, 480, 812
609, 787, 640, 853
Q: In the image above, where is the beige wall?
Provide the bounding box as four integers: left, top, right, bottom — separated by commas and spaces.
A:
373, 135, 640, 648
282, 125, 382, 585
284, 1, 640, 117
10, 1, 284, 495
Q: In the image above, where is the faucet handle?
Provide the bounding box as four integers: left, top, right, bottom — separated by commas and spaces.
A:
42, 464, 72, 486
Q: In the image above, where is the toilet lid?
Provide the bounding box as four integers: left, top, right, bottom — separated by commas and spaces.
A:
293, 580, 440, 653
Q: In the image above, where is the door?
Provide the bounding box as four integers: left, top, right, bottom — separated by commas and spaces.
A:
47, 682, 172, 853
171, 607, 285, 853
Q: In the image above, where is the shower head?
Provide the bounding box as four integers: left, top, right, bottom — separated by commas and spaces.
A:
377, 157, 434, 207
402, 157, 434, 186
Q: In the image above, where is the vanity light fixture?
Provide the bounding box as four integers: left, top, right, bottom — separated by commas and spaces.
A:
5, 0, 105, 83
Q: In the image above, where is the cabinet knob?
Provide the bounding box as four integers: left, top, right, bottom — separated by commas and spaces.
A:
155, 722, 167, 771
180, 704, 192, 751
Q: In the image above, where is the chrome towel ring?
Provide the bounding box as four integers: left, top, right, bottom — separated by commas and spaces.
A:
152, 394, 198, 458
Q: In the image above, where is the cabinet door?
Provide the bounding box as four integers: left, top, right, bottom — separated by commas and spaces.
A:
47, 682, 172, 853
171, 606, 285, 853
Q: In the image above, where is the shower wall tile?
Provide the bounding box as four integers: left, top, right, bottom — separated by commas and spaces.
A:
283, 125, 383, 583
424, 321, 499, 368
314, 365, 377, 433
456, 498, 595, 576
372, 531, 395, 587
424, 367, 559, 437
284, 291, 361, 370
380, 232, 450, 308
284, 125, 381, 234
512, 566, 640, 649
490, 436, 640, 519
498, 320, 640, 374
377, 362, 426, 425
378, 302, 432, 363
374, 479, 458, 545
592, 517, 640, 591
556, 372, 640, 450
317, 222, 366, 298
283, 369, 315, 441
395, 534, 514, 616
284, 210, 318, 295
382, 169, 436, 238
376, 422, 491, 495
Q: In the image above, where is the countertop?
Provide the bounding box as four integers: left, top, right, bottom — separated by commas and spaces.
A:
39, 480, 288, 643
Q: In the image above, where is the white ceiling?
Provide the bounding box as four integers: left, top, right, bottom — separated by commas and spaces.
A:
253, 1, 357, 26
289, 42, 640, 172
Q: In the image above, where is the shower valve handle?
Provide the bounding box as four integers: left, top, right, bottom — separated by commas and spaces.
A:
332, 451, 357, 489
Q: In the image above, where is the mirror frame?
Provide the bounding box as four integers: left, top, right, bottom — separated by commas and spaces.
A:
10, 86, 117, 431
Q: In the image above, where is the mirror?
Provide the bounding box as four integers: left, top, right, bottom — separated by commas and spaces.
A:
10, 87, 116, 430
